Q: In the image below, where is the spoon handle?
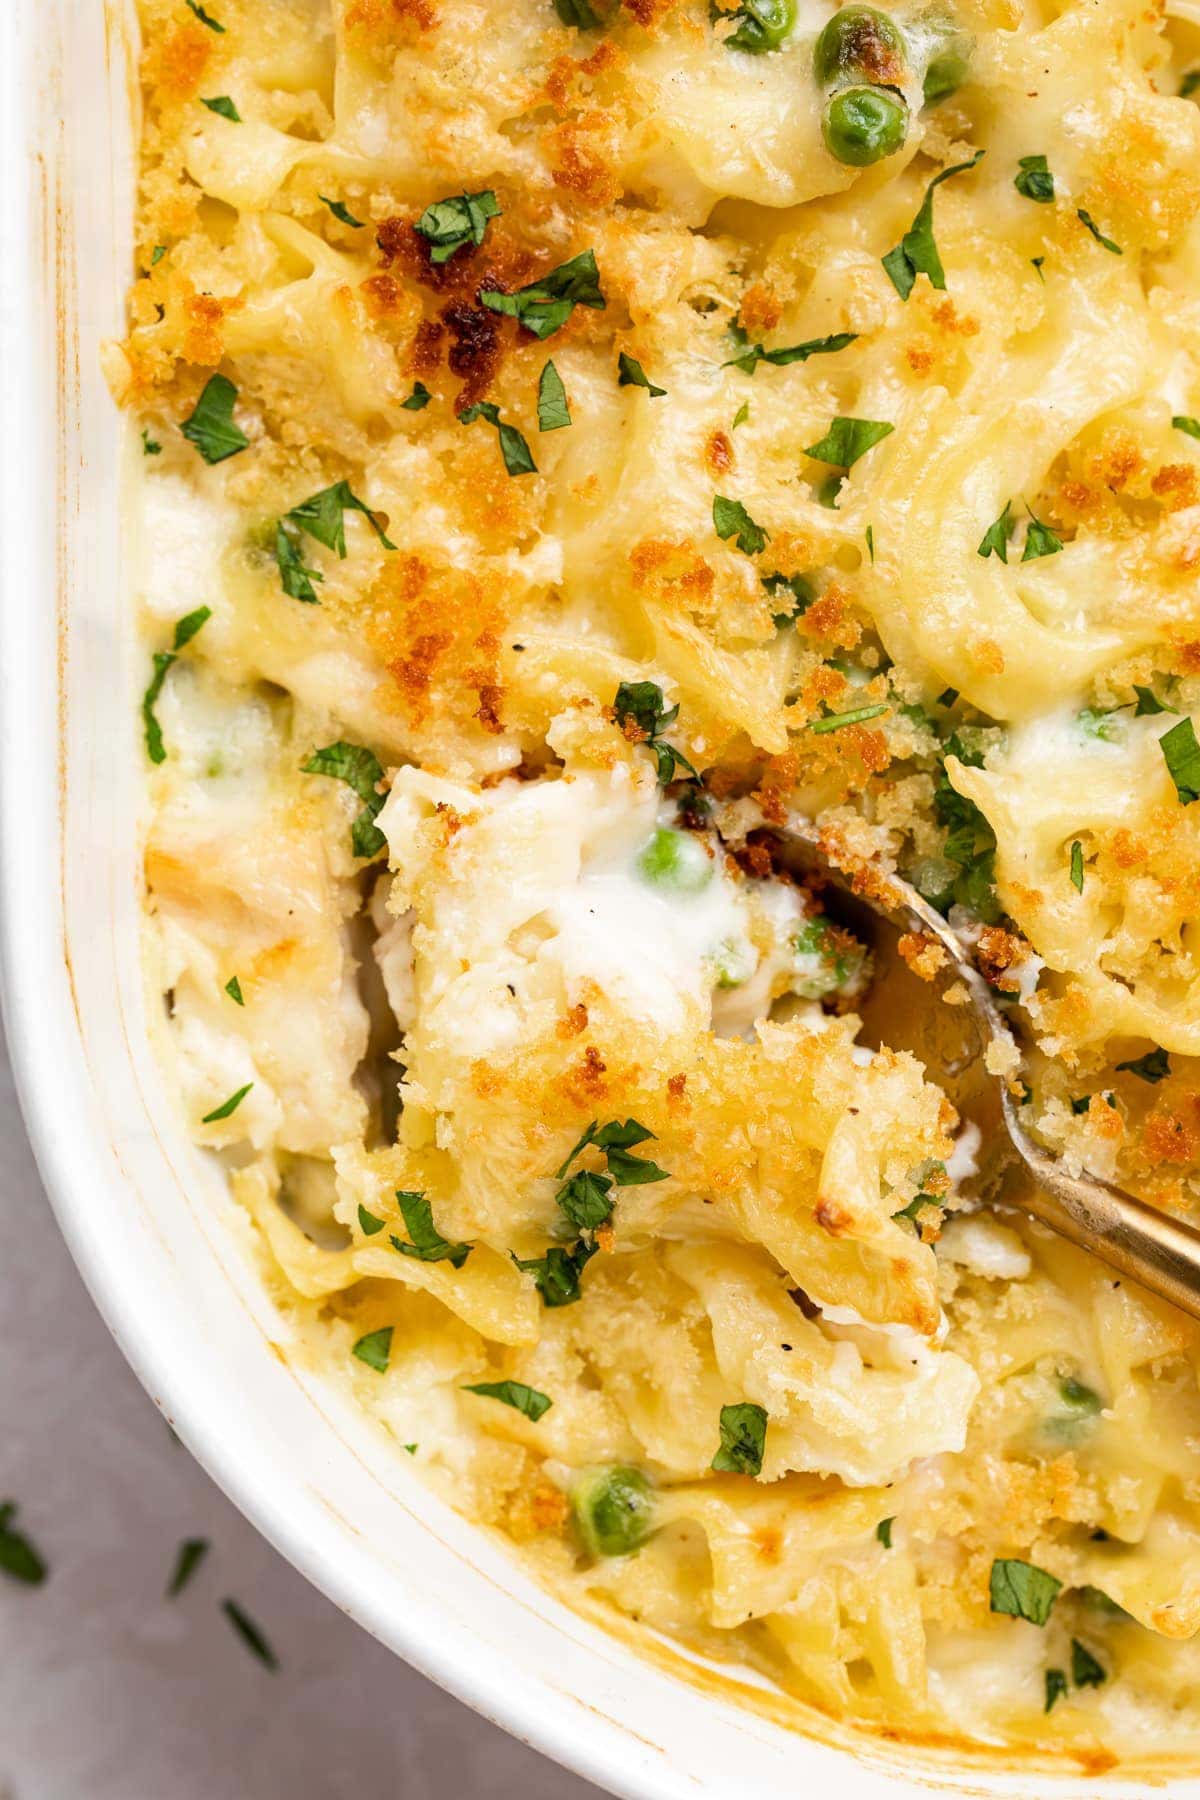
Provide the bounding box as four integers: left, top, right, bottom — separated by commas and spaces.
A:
1001, 1093, 1200, 1321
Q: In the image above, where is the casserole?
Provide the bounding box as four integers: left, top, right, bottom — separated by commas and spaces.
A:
3, 2, 1199, 1795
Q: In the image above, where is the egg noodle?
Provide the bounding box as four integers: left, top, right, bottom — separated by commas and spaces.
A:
110, 0, 1200, 1766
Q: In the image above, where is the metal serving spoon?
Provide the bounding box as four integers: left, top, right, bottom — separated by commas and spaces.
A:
782, 823, 1200, 1322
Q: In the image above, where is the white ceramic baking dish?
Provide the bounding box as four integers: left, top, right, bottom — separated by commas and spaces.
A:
2, 5, 1193, 1796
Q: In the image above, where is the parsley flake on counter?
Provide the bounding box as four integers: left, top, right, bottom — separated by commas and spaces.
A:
0, 1502, 48, 1585
1014, 154, 1054, 203
462, 1381, 553, 1421
181, 373, 248, 464
804, 416, 894, 469
143, 606, 212, 764
185, 0, 225, 28
989, 1558, 1061, 1625
352, 1326, 394, 1373
301, 740, 387, 857
537, 359, 572, 432
390, 1189, 473, 1268
723, 330, 857, 376
1115, 1047, 1170, 1083
612, 681, 697, 784
224, 976, 244, 1005
713, 494, 769, 555
201, 1083, 253, 1124
1044, 1668, 1068, 1712
200, 95, 241, 122
357, 1203, 386, 1236
320, 195, 364, 228
401, 382, 431, 411
808, 702, 890, 733
1022, 511, 1062, 561
480, 249, 605, 340
460, 400, 537, 476
1071, 1638, 1107, 1689
167, 1537, 209, 1597
617, 351, 666, 396
222, 1598, 278, 1670
512, 1239, 598, 1308
141, 429, 162, 456
1159, 716, 1200, 804
882, 150, 984, 300
978, 501, 1014, 562
711, 1402, 767, 1476
876, 1517, 894, 1548
1069, 839, 1084, 892
414, 189, 499, 264
1077, 209, 1121, 254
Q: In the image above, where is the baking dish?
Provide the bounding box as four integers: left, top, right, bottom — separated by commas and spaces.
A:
2, 4, 1196, 1796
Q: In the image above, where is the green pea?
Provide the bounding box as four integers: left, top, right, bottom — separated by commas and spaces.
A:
713, 0, 797, 53
822, 86, 909, 165
792, 917, 866, 999
572, 1465, 657, 1558
922, 43, 969, 103
813, 7, 907, 89
637, 828, 714, 893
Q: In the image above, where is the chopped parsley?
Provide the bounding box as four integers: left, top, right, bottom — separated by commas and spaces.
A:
1133, 684, 1167, 715
804, 416, 894, 470
462, 1380, 552, 1421
881, 150, 985, 301
181, 373, 248, 464
1077, 209, 1122, 254
460, 400, 537, 476
978, 501, 1014, 562
617, 351, 666, 396
301, 740, 387, 857
401, 382, 431, 411
150, 245, 167, 266
1115, 1047, 1170, 1084
320, 195, 364, 228
142, 606, 212, 764
763, 571, 815, 625
222, 1598, 278, 1670
711, 1402, 767, 1477
1023, 510, 1063, 561
352, 1326, 393, 1373
1044, 1668, 1068, 1713
988, 1558, 1061, 1626
938, 686, 959, 706
723, 329, 857, 376
358, 1203, 386, 1236
512, 1239, 598, 1307
200, 95, 241, 122
732, 401, 750, 429
1183, 69, 1200, 97
808, 702, 889, 733
554, 0, 606, 22
390, 1190, 473, 1268
557, 1118, 669, 1185
167, 1537, 209, 1597
1173, 415, 1200, 439
865, 523, 875, 563
1069, 839, 1084, 892
713, 494, 769, 555
201, 1083, 253, 1124
0, 1503, 47, 1585
141, 428, 162, 456
537, 359, 572, 432
931, 733, 1001, 922
1071, 1638, 1107, 1688
612, 680, 697, 784
480, 249, 604, 340
273, 479, 396, 601
224, 976, 244, 1005
876, 1517, 894, 1548
414, 189, 499, 264
556, 1169, 615, 1232
1159, 716, 1200, 803
1014, 154, 1054, 203
185, 0, 225, 27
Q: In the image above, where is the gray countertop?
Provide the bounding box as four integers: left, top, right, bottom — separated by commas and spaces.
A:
0, 1036, 602, 1800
